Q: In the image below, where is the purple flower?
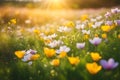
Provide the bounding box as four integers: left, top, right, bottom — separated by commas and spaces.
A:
111, 8, 120, 14
76, 42, 85, 49
106, 21, 113, 26
115, 20, 120, 26
105, 12, 111, 18
100, 58, 119, 70
26, 49, 37, 54
89, 37, 102, 46
30, 50, 37, 54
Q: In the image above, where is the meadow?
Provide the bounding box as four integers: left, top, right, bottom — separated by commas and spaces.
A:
0, 6, 120, 80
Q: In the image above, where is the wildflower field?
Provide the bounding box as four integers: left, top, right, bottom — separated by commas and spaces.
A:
0, 5, 120, 80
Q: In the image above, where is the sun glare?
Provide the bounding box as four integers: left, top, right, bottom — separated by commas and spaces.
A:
41, 0, 69, 9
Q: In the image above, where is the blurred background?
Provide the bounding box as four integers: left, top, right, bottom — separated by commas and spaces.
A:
0, 0, 120, 26
0, 0, 120, 9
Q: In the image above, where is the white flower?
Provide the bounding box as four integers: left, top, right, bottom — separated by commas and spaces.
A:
90, 18, 97, 22
28, 61, 33, 65
96, 16, 102, 20
21, 49, 37, 62
22, 53, 32, 62
25, 19, 31, 24
76, 42, 85, 49
48, 33, 57, 39
56, 45, 70, 54
48, 40, 63, 48
92, 21, 103, 28
76, 24, 85, 29
26, 49, 37, 54
82, 30, 90, 34
26, 28, 34, 33
75, 20, 81, 24
41, 34, 57, 40
16, 30, 22, 36
1, 29, 5, 32
57, 26, 71, 32
60, 36, 66, 39
40, 33, 45, 37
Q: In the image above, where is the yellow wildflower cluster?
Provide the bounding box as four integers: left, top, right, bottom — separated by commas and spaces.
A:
15, 51, 40, 60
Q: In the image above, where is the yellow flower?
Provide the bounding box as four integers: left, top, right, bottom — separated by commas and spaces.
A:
30, 54, 40, 60
65, 21, 75, 27
20, 29, 24, 33
118, 34, 120, 39
68, 57, 80, 65
44, 39, 51, 44
15, 51, 25, 59
10, 19, 16, 24
80, 14, 88, 21
51, 59, 60, 66
101, 33, 107, 39
33, 29, 40, 34
44, 47, 55, 57
44, 31, 50, 35
50, 29, 55, 34
95, 34, 98, 37
58, 51, 67, 58
110, 25, 115, 29
101, 25, 111, 32
86, 62, 102, 74
88, 23, 93, 28
90, 52, 102, 61
84, 34, 89, 40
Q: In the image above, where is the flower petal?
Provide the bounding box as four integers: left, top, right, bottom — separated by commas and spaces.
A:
108, 58, 115, 68
100, 60, 108, 69
89, 39, 94, 44
112, 62, 119, 69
